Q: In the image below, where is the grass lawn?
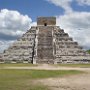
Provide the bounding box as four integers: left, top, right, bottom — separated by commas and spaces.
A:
0, 69, 83, 90
0, 63, 37, 68
56, 63, 90, 68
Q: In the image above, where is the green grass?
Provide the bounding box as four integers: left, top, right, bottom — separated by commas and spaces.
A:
0, 63, 37, 67
0, 69, 83, 90
56, 63, 90, 68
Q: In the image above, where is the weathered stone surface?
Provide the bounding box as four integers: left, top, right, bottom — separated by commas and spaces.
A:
37, 17, 56, 26
0, 17, 90, 64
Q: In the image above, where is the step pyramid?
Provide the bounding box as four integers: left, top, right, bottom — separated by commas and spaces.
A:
1, 17, 90, 64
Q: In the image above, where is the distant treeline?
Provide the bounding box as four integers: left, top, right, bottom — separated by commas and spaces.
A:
87, 50, 90, 54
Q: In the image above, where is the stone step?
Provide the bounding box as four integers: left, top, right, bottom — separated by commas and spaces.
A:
37, 27, 53, 60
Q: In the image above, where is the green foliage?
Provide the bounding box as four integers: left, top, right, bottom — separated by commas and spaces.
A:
87, 49, 90, 54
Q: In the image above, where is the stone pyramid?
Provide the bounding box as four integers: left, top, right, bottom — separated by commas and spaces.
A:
0, 17, 90, 64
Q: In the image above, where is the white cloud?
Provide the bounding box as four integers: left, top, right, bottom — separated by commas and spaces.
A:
0, 9, 36, 52
0, 9, 32, 36
76, 0, 90, 6
30, 22, 37, 26
46, 0, 73, 13
56, 11, 90, 49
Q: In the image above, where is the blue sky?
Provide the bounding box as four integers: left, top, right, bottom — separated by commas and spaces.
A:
0, 0, 90, 52
0, 0, 64, 21
0, 0, 90, 21
0, 0, 90, 20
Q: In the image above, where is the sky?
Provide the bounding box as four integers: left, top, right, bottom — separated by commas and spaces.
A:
0, 0, 90, 52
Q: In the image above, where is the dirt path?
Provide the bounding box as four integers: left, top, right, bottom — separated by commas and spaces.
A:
2, 64, 90, 72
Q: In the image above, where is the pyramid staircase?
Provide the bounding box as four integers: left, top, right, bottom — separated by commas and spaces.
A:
36, 26, 54, 63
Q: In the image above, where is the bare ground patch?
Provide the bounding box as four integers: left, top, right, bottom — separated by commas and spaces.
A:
36, 73, 90, 90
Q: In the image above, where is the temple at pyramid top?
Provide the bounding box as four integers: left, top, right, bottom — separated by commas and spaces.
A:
37, 17, 56, 26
